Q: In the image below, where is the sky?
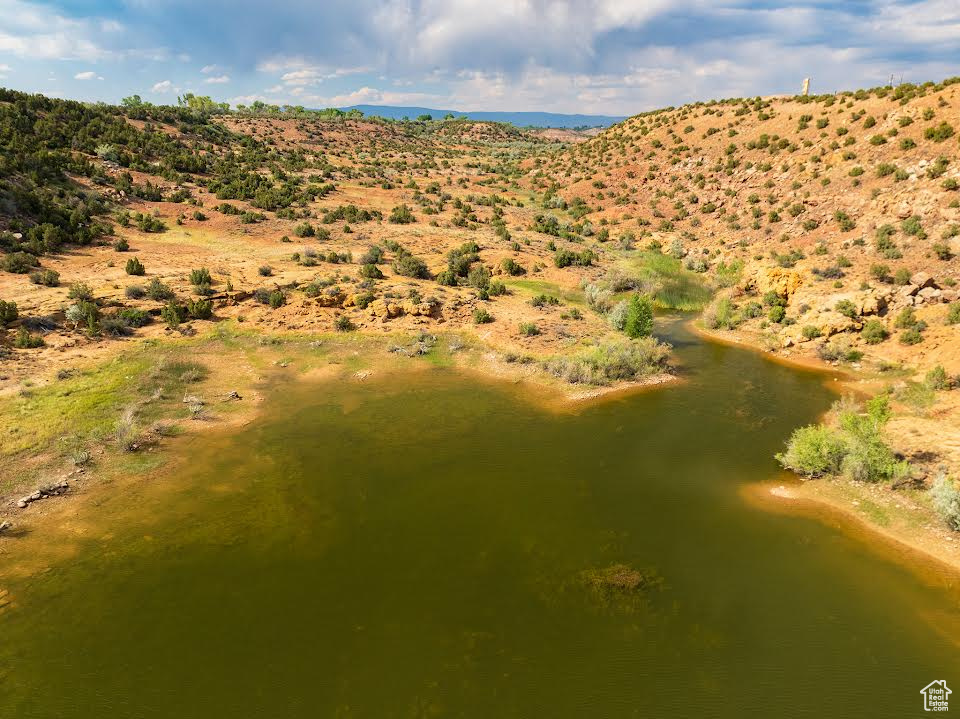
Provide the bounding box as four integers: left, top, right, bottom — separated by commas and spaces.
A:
1, 0, 959, 115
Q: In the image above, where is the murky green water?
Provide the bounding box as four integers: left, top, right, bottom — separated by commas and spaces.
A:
2, 317, 958, 718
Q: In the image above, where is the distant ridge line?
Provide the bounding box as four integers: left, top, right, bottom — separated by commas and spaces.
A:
336, 104, 627, 129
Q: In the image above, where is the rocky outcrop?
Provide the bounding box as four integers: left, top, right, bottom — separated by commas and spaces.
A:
760, 267, 803, 299
17, 478, 70, 509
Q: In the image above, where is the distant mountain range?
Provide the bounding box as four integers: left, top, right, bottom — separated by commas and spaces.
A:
338, 105, 627, 129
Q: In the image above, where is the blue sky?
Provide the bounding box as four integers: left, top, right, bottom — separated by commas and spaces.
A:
1, 0, 958, 114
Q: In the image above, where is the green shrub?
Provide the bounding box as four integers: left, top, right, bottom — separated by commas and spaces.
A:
624, 294, 654, 338
294, 222, 315, 237
802, 325, 822, 340
778, 396, 907, 482
924, 122, 955, 142
925, 365, 950, 390
0, 299, 18, 327
931, 472, 960, 531
388, 204, 416, 224
258, 265, 273, 277
359, 263, 384, 279
899, 327, 923, 345
160, 301, 188, 328
776, 425, 847, 477
501, 258, 526, 276
29, 268, 60, 287
189, 268, 212, 286
3, 251, 39, 274
65, 300, 99, 332
473, 307, 493, 324
542, 337, 670, 385
834, 299, 857, 319
393, 252, 429, 279
518, 322, 540, 337
334, 315, 354, 332
117, 308, 150, 327
113, 238, 129, 252
13, 327, 44, 349
146, 278, 175, 301
948, 302, 960, 324
186, 298, 213, 320
125, 257, 145, 276
861, 319, 888, 344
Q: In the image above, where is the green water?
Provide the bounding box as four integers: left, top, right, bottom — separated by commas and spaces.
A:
2, 317, 958, 718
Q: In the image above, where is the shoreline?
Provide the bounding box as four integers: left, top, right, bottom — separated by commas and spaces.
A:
695, 320, 960, 579
4, 318, 960, 588
742, 478, 960, 589
0, 327, 677, 579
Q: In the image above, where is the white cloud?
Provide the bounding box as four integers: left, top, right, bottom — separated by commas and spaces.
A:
151, 79, 174, 93
74, 71, 97, 80
200, 64, 221, 74
204, 74, 230, 84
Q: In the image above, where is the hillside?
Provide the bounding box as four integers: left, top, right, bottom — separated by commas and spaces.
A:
4, 78, 960, 559
340, 105, 627, 128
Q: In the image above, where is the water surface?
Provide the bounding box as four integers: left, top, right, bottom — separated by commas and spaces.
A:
2, 317, 958, 717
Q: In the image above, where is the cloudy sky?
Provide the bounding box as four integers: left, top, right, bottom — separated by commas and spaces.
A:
1, 0, 959, 115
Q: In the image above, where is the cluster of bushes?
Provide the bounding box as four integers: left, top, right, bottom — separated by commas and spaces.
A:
542, 338, 670, 385
777, 395, 908, 482
554, 247, 596, 268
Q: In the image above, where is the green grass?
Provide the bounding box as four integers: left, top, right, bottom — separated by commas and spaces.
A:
624, 251, 713, 310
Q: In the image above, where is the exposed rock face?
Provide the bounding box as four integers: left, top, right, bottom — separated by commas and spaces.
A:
761, 267, 803, 299
369, 298, 440, 320
315, 289, 346, 308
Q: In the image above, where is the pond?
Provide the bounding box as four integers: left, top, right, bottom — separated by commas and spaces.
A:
2, 317, 958, 718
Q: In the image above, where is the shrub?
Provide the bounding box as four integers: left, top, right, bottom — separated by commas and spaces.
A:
393, 253, 429, 279
518, 322, 540, 336
127, 285, 146, 300
29, 268, 60, 287
501, 258, 526, 276
776, 425, 847, 477
113, 238, 129, 252
924, 122, 955, 142
0, 299, 18, 327
146, 278, 175, 301
294, 222, 315, 237
189, 268, 212, 286
542, 338, 670, 385
65, 300, 100, 331
899, 327, 923, 345
258, 265, 273, 277
861, 319, 888, 344
388, 204, 416, 224
334, 315, 354, 332
778, 396, 907, 482
359, 263, 384, 279
160, 301, 188, 328
117, 308, 150, 327
473, 307, 493, 324
13, 327, 44, 348
624, 294, 654, 338
554, 248, 596, 268
802, 325, 822, 340
186, 298, 213, 320
925, 365, 950, 390
931, 472, 960, 531
835, 299, 857, 319
268, 291, 285, 309
948, 302, 960, 325
3, 251, 38, 274
768, 304, 786, 323
125, 257, 145, 276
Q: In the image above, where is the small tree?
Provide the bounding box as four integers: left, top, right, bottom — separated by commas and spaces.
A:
125, 257, 145, 276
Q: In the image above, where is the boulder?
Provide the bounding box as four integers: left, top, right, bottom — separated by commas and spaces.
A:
917, 286, 942, 303
911, 271, 937, 289
762, 267, 803, 299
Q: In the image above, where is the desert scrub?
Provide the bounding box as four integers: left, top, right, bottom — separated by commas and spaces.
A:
931, 472, 960, 531
777, 395, 909, 482
518, 322, 540, 337
542, 338, 670, 385
125, 256, 145, 276
472, 307, 493, 324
